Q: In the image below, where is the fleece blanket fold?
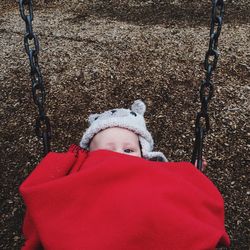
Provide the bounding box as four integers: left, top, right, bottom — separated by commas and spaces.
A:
20, 145, 230, 250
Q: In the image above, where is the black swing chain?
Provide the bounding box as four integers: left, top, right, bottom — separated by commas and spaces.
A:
191, 0, 224, 170
19, 0, 51, 155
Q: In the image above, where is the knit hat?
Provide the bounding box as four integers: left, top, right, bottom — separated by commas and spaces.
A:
80, 100, 167, 162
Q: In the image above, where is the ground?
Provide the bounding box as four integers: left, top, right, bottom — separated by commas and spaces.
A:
0, 0, 249, 249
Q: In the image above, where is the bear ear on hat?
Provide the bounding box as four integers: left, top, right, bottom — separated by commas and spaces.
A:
131, 100, 146, 116
88, 113, 99, 124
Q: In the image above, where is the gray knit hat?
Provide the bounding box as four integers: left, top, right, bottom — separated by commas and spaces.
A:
80, 100, 167, 161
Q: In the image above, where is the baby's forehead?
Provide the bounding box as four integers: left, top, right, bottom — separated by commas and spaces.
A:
93, 127, 139, 143
105, 141, 137, 146
98, 127, 138, 136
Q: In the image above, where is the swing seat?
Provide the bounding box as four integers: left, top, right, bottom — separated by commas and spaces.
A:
20, 145, 230, 249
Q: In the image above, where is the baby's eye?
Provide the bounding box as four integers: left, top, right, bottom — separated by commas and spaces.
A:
124, 149, 134, 153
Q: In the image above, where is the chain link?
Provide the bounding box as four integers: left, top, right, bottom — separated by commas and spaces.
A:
19, 0, 51, 155
191, 0, 224, 170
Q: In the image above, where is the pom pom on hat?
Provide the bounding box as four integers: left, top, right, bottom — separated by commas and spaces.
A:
80, 100, 167, 162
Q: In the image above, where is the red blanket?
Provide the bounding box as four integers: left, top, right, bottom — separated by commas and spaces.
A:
20, 145, 230, 250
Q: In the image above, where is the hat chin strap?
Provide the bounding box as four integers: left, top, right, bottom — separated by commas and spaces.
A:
139, 137, 151, 154
144, 151, 168, 162
139, 136, 167, 162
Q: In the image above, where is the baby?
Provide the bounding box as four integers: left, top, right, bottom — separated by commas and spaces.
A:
80, 100, 206, 168
80, 100, 167, 162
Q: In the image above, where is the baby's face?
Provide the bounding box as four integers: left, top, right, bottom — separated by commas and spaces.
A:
89, 127, 141, 158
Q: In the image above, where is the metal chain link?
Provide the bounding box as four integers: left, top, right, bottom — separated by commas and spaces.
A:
191, 0, 224, 170
19, 0, 51, 155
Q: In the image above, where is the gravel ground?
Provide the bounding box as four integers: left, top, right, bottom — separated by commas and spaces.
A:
0, 1, 249, 249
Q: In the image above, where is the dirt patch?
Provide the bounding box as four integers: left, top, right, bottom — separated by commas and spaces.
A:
0, 1, 249, 249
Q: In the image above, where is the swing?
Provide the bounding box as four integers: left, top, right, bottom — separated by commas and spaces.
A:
18, 0, 225, 171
